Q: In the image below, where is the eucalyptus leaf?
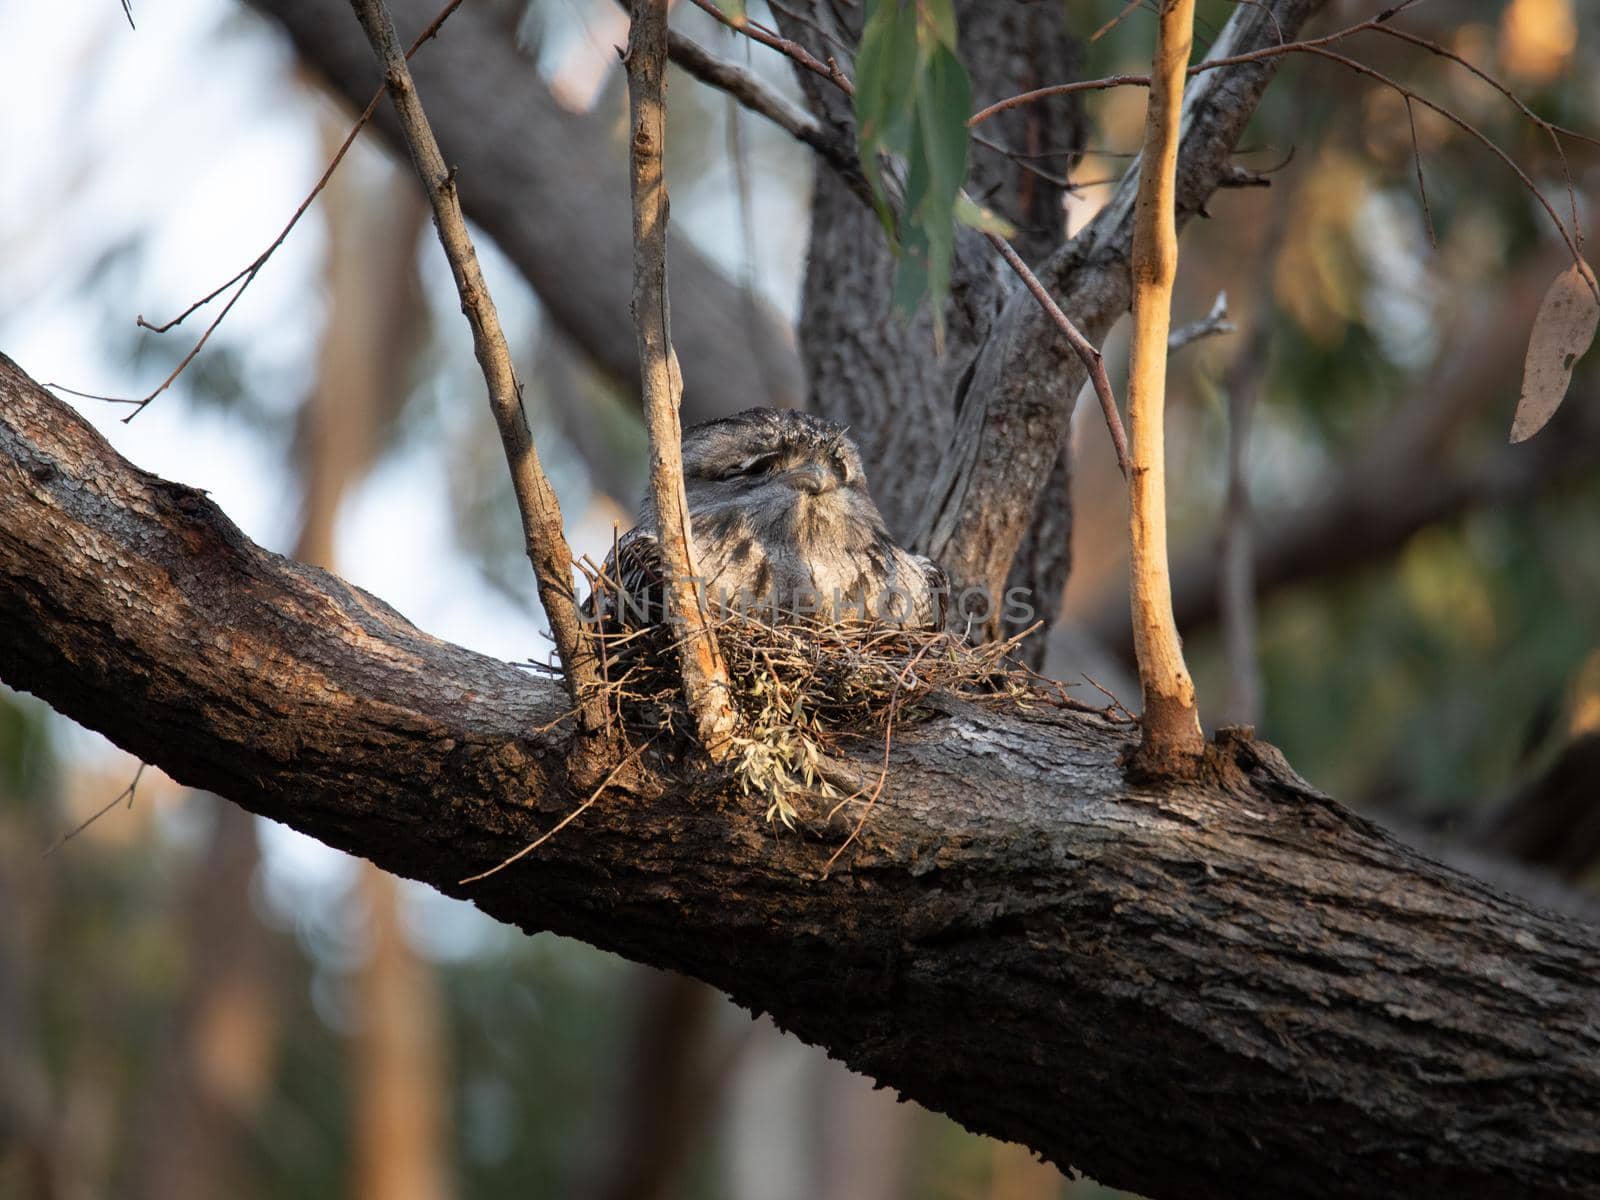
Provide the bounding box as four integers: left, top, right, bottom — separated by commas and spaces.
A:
852, 0, 976, 347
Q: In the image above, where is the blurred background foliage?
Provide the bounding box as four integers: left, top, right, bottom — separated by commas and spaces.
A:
1, 0, 1597, 1197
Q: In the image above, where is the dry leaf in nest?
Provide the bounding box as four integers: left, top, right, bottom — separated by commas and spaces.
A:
569, 590, 1121, 829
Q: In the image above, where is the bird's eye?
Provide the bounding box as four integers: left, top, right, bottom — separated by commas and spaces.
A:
726, 453, 780, 480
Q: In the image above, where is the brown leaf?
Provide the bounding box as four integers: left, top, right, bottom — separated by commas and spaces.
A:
1512, 259, 1599, 443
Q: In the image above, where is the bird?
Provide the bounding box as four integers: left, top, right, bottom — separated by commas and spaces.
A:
589, 408, 947, 630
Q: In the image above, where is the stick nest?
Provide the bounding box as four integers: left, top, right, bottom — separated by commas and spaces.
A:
553, 596, 1132, 830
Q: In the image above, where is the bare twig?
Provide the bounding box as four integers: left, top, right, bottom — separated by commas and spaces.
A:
626, 0, 739, 759
966, 2, 1594, 295
967, 0, 1430, 126
459, 738, 653, 884
969, 74, 1155, 127
635, 5, 861, 181
675, 9, 1132, 479
48, 0, 465, 422
1091, 0, 1147, 44
42, 763, 145, 857
684, 0, 852, 94
820, 631, 946, 878
1293, 43, 1590, 295
348, 0, 609, 737
1215, 191, 1288, 731
1126, 0, 1205, 773
1403, 97, 1437, 249
1169, 290, 1235, 353
986, 232, 1129, 476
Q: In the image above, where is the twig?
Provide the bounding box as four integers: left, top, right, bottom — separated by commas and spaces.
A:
1403, 96, 1437, 250
1082, 673, 1138, 724
348, 0, 609, 733
965, 2, 1594, 296
1091, 0, 1147, 45
986, 233, 1129, 477
684, 0, 852, 94
47, 0, 465, 422
669, 3, 1135, 485
967, 0, 1431, 127
626, 0, 740, 759
1126, 0, 1205, 773
42, 763, 145, 857
1218, 246, 1280, 730
1169, 290, 1235, 353
1293, 43, 1590, 297
459, 739, 652, 884
820, 632, 945, 878
639, 6, 858, 180
821, 700, 898, 879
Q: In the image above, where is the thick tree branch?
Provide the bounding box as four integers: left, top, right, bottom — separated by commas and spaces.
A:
248, 0, 803, 424
3, 356, 1598, 1199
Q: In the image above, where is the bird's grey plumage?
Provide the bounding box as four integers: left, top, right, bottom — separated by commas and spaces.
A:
594, 409, 947, 629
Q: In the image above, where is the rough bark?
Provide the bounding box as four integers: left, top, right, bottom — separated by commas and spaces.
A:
246, 0, 802, 424
771, 0, 1328, 647
917, 0, 1330, 612
3, 357, 1598, 1199
775, 0, 1085, 545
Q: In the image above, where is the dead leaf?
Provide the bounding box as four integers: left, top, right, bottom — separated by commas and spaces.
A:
1512, 259, 1599, 443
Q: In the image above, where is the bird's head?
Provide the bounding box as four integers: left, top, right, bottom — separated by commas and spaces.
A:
672, 408, 882, 531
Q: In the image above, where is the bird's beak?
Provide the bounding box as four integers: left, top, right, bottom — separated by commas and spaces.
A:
782, 463, 836, 495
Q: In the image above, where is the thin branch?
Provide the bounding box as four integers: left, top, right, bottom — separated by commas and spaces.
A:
42, 763, 146, 856
1403, 96, 1437, 249
985, 232, 1129, 476
969, 72, 1156, 125
654, 13, 860, 180
459, 738, 652, 884
347, 0, 609, 736
1169, 290, 1235, 353
626, 0, 739, 759
684, 0, 852, 94
1293, 43, 1589, 291
682, 12, 1133, 483
965, 2, 1594, 294
1126, 0, 1205, 773
1091, 0, 1147, 44
47, 0, 465, 422
967, 0, 1429, 126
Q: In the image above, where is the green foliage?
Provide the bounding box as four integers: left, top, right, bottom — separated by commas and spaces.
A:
852, 0, 977, 346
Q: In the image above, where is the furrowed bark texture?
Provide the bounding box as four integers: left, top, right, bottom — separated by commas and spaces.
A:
916, 0, 1328, 612
772, 0, 1327, 650
248, 0, 801, 424
3, 358, 1598, 1199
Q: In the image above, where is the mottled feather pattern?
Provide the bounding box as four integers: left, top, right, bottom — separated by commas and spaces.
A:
591, 409, 947, 630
